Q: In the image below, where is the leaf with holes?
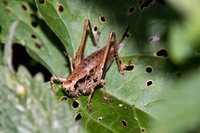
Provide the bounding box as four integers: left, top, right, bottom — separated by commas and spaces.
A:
2, 0, 200, 132
0, 0, 69, 76
33, 0, 183, 132
71, 89, 154, 132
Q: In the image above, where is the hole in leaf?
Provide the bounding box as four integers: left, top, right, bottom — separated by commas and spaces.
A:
38, 0, 45, 4
3, 0, 8, 5
75, 112, 83, 121
127, 5, 135, 15
58, 4, 64, 13
125, 32, 130, 38
121, 120, 128, 126
145, 66, 153, 73
122, 64, 134, 71
155, 49, 168, 57
119, 59, 122, 65
176, 72, 183, 78
72, 100, 79, 108
31, 34, 36, 39
21, 4, 27, 11
139, 0, 154, 10
141, 128, 145, 132
97, 117, 103, 121
31, 21, 38, 28
149, 35, 160, 43
146, 80, 153, 86
99, 16, 106, 23
94, 26, 98, 32
35, 43, 44, 49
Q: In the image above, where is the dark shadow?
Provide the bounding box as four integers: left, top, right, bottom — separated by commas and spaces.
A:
12, 44, 51, 81
162, 56, 200, 79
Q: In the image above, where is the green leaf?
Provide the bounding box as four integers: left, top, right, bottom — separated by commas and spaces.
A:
167, 0, 200, 63
73, 90, 154, 132
34, 0, 73, 55
3, 0, 200, 132
106, 56, 175, 115
34, 0, 177, 132
0, 0, 69, 76
0, 65, 80, 132
151, 70, 200, 133
0, 8, 79, 131
35, 0, 171, 57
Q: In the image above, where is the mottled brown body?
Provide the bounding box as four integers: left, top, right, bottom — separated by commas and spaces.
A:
51, 19, 128, 111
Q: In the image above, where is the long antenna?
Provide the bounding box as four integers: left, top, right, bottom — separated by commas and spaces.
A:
117, 26, 129, 45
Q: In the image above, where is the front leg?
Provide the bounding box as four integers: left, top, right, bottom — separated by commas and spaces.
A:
50, 76, 66, 94
113, 26, 129, 75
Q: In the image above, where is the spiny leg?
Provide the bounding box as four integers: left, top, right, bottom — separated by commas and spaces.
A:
50, 76, 66, 94
99, 79, 109, 101
87, 88, 94, 112
75, 19, 100, 67
64, 52, 74, 72
114, 26, 130, 75
114, 47, 124, 75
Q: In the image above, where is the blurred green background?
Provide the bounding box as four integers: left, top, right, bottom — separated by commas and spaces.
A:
1, 0, 200, 133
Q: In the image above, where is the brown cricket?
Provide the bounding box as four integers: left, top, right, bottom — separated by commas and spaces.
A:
51, 19, 128, 111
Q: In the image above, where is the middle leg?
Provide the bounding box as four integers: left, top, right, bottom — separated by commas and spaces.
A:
113, 26, 130, 75
114, 47, 125, 75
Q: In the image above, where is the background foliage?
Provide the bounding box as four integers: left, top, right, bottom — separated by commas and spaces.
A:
1, 0, 200, 133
